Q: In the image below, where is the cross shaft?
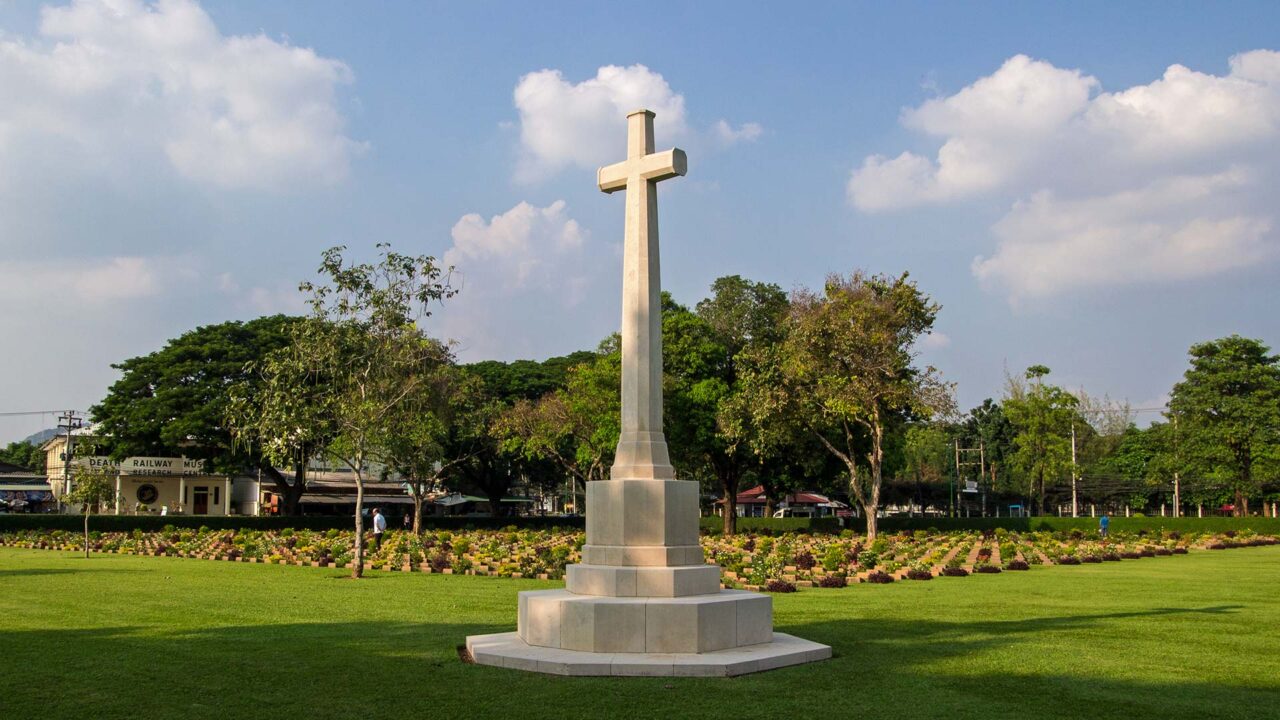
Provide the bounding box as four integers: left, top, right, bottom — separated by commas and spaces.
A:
597, 109, 686, 481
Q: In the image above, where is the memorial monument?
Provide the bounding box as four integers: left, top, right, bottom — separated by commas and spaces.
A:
466, 109, 831, 676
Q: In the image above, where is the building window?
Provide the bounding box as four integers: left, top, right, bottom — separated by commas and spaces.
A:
214, 486, 220, 506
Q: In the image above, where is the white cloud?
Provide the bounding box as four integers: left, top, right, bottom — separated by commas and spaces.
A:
849, 55, 1098, 211
440, 201, 595, 358
0, 255, 193, 302
0, 0, 362, 193
974, 170, 1272, 301
713, 119, 763, 146
215, 272, 308, 315
513, 64, 688, 181
850, 50, 1280, 300
918, 331, 951, 350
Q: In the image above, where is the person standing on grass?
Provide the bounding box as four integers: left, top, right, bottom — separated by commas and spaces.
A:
402, 512, 411, 532
1100, 513, 1110, 539
372, 507, 387, 552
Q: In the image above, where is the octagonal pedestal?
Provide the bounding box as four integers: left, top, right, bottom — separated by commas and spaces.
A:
466, 630, 831, 677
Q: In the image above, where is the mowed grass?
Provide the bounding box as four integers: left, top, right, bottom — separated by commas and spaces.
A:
1, 547, 1278, 720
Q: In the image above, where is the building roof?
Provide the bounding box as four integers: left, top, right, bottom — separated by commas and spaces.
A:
0, 461, 43, 480
723, 485, 847, 507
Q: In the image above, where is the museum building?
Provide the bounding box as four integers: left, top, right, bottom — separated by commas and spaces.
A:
44, 431, 244, 516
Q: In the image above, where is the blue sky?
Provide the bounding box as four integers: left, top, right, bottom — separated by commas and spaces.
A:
2, 0, 1278, 442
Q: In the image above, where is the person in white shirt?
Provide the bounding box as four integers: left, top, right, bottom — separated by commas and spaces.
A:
372, 507, 387, 552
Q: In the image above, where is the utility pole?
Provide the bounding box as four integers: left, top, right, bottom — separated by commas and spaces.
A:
1172, 414, 1181, 518
1070, 421, 1079, 518
951, 439, 959, 519
979, 442, 987, 517
955, 441, 983, 517
57, 410, 83, 513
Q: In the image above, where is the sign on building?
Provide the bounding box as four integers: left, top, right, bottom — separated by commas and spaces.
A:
76, 456, 207, 476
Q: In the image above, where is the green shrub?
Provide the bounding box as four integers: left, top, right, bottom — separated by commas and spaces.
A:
822, 544, 846, 572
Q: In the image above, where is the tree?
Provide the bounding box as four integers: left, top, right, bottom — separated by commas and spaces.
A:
1004, 366, 1078, 515
0, 441, 45, 474
381, 343, 469, 533
693, 277, 791, 534
64, 467, 117, 559
740, 271, 951, 540
496, 348, 620, 511
901, 424, 952, 515
959, 399, 1017, 493
91, 316, 316, 513
447, 352, 597, 516
1168, 336, 1280, 516
245, 245, 453, 578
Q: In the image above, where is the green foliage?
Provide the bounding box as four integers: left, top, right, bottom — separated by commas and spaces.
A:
821, 543, 846, 572
1004, 366, 1079, 514
0, 440, 45, 473
64, 468, 118, 512
740, 271, 951, 539
90, 315, 301, 500
1169, 336, 1280, 514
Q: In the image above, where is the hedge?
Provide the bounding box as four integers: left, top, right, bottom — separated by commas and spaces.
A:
863, 516, 1280, 535
699, 517, 843, 534
702, 515, 1280, 535
0, 514, 585, 533
5, 512, 1278, 536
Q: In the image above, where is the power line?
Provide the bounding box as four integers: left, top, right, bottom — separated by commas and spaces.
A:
0, 410, 85, 418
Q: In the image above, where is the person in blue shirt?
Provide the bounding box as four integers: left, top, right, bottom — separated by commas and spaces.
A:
1100, 513, 1110, 538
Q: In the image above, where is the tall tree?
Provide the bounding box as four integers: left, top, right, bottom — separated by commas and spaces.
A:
1168, 336, 1280, 516
901, 423, 952, 515
496, 348, 621, 510
659, 278, 790, 535
91, 316, 314, 513
739, 271, 951, 540
0, 441, 45, 474
380, 342, 469, 533
245, 245, 453, 578
447, 352, 597, 515
959, 399, 1017, 493
1004, 365, 1078, 515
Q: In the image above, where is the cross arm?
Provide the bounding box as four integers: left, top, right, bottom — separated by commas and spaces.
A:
598, 160, 629, 194
596, 148, 688, 194
640, 148, 687, 182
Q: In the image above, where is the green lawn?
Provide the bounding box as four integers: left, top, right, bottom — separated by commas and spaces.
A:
2, 547, 1278, 720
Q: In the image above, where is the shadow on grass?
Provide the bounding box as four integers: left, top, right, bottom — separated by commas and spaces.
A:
0, 567, 145, 578
1, 605, 1275, 720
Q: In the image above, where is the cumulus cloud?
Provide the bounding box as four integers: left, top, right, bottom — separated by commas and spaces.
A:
713, 119, 763, 146
0, 0, 362, 193
917, 331, 952, 350
440, 201, 595, 358
0, 255, 194, 302
512, 64, 688, 181
215, 272, 309, 315
849, 50, 1280, 300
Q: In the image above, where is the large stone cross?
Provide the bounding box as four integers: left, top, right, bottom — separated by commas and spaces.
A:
465, 108, 831, 675
597, 109, 686, 482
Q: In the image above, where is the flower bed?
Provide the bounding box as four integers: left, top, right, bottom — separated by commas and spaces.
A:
3, 525, 1272, 590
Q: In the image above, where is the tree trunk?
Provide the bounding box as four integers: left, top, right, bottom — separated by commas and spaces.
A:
83, 509, 90, 559
487, 489, 504, 518
352, 474, 365, 579
720, 470, 740, 536
286, 463, 307, 515
413, 494, 424, 534
260, 463, 305, 516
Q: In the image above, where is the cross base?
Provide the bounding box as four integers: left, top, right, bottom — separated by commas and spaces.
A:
466, 630, 830, 677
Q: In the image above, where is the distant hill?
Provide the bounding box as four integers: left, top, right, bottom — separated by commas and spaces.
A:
21, 428, 59, 446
